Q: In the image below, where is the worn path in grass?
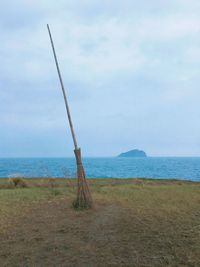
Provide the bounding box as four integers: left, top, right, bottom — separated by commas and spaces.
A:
0, 179, 200, 266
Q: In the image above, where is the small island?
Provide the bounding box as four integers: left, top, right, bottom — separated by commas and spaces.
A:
118, 149, 147, 158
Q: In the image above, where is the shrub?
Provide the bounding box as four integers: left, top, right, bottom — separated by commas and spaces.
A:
10, 177, 28, 188
48, 178, 58, 188
72, 199, 92, 210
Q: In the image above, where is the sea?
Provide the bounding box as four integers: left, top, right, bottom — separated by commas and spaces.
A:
0, 157, 200, 181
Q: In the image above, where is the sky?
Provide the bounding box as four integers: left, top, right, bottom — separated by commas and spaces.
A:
0, 0, 200, 157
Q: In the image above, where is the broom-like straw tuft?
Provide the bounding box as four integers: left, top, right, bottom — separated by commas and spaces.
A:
73, 148, 93, 209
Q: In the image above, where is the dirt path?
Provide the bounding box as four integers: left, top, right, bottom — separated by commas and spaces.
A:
0, 198, 199, 267
0, 200, 129, 267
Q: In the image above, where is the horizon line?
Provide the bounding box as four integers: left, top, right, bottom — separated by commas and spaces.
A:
0, 156, 200, 159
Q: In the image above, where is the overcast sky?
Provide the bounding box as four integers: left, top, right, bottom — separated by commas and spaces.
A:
0, 0, 200, 157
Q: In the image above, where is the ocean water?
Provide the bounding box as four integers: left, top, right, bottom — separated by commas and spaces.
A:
0, 157, 200, 181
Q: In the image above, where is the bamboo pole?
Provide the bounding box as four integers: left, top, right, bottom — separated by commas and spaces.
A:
47, 24, 93, 209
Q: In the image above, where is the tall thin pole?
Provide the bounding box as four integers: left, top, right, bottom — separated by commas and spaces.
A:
47, 24, 78, 150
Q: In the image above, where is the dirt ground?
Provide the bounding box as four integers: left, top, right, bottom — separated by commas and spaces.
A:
0, 179, 200, 266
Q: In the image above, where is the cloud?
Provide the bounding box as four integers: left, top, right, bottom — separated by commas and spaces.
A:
0, 0, 200, 156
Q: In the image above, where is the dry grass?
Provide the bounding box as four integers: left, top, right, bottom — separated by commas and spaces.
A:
9, 177, 28, 188
0, 178, 200, 266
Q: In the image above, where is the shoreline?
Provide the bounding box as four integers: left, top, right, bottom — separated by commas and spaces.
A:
0, 177, 200, 189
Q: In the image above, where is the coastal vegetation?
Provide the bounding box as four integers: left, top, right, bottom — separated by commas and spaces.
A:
0, 178, 200, 266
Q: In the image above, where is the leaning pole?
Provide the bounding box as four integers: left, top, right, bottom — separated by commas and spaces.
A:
47, 24, 93, 209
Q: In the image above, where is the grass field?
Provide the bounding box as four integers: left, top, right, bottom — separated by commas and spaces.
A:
0, 178, 200, 267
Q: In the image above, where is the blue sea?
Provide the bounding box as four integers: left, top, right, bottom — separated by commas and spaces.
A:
0, 157, 200, 181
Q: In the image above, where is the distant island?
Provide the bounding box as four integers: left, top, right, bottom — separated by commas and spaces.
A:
118, 149, 147, 158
